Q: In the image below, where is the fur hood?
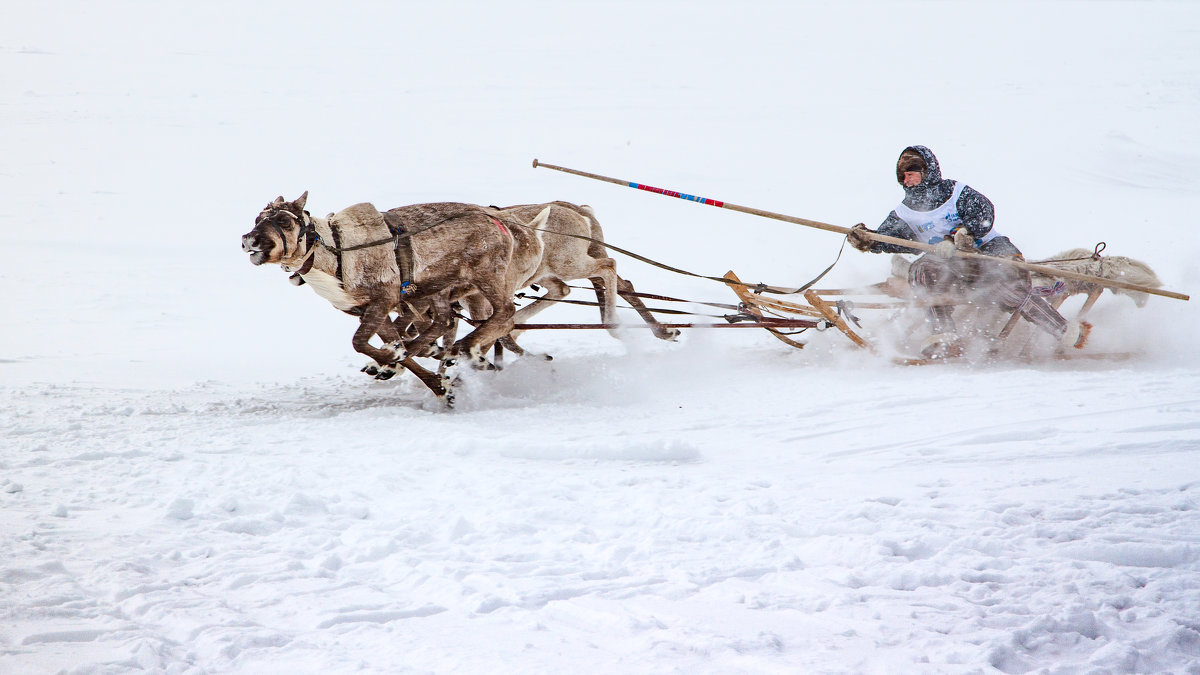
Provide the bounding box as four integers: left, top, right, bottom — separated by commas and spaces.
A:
897, 145, 956, 212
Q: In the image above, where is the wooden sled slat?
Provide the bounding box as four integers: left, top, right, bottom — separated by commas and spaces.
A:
802, 290, 872, 350
723, 271, 810, 349
725, 271, 874, 351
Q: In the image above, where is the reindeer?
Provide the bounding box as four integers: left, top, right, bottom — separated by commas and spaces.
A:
380, 201, 682, 368
1030, 248, 1163, 318
497, 202, 681, 343
241, 193, 549, 403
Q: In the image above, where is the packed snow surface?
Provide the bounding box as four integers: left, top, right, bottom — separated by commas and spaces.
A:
3, 1, 1199, 673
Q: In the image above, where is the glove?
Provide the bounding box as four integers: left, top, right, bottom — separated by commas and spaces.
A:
933, 238, 956, 259
847, 224, 875, 252
953, 227, 976, 252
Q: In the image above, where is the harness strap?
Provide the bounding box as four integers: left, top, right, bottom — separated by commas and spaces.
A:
559, 283, 743, 311
390, 222, 417, 297
286, 243, 317, 286
513, 291, 739, 321
300, 209, 507, 293
298, 223, 318, 270
327, 218, 344, 282
270, 221, 291, 257
516, 222, 846, 296
285, 214, 318, 285
318, 234, 397, 253
1031, 242, 1107, 265
488, 215, 510, 235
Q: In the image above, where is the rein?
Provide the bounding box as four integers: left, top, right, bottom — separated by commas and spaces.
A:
1032, 242, 1107, 265
513, 291, 743, 321
557, 282, 743, 311
270, 201, 846, 304
312, 218, 460, 254
513, 220, 847, 297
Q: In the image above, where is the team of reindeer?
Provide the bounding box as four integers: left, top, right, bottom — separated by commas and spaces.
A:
241, 195, 679, 404
242, 193, 1163, 405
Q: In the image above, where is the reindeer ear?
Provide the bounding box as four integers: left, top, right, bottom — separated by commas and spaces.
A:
295, 191, 308, 211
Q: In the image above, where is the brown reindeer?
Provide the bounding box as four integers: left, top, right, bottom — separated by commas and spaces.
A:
366, 202, 546, 376
382, 201, 681, 368
241, 193, 549, 402
497, 202, 681, 343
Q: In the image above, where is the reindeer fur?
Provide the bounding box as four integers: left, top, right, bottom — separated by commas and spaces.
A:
242, 193, 551, 400
1030, 248, 1162, 308
496, 202, 681, 342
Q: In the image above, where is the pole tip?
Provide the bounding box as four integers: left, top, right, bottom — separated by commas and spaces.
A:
531, 158, 539, 168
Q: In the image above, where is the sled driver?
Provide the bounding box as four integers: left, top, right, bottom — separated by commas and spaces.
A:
846, 145, 1087, 357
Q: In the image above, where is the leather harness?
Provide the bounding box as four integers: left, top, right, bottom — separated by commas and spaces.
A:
272, 208, 417, 296
272, 207, 515, 296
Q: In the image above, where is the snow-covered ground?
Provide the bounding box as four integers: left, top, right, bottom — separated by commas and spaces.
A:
3, 1, 1199, 673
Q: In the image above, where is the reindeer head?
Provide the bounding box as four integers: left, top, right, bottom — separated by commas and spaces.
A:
241, 191, 309, 266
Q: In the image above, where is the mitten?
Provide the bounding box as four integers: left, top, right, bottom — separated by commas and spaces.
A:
953, 227, 975, 252
847, 224, 874, 252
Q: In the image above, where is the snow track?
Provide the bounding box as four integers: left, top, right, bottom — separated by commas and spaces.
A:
3, 358, 1199, 673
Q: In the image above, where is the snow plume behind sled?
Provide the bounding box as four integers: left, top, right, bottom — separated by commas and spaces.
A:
737, 247, 1185, 365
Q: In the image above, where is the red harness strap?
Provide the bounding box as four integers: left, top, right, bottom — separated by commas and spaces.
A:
488, 216, 509, 236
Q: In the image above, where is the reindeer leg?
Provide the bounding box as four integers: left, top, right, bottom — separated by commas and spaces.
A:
610, 276, 681, 340
511, 278, 570, 338
452, 278, 514, 369
576, 258, 625, 339
437, 306, 462, 374
360, 318, 403, 381
498, 336, 527, 356
361, 305, 420, 379
1077, 289, 1102, 321
464, 291, 549, 364
397, 356, 453, 409
353, 299, 406, 380
400, 294, 458, 362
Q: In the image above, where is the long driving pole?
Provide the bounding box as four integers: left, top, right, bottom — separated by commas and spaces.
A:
532, 159, 1188, 302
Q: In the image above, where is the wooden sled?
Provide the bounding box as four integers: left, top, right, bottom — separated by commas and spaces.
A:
724, 257, 1148, 365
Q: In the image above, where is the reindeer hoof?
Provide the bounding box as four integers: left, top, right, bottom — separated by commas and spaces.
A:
364, 360, 400, 380
468, 351, 501, 371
